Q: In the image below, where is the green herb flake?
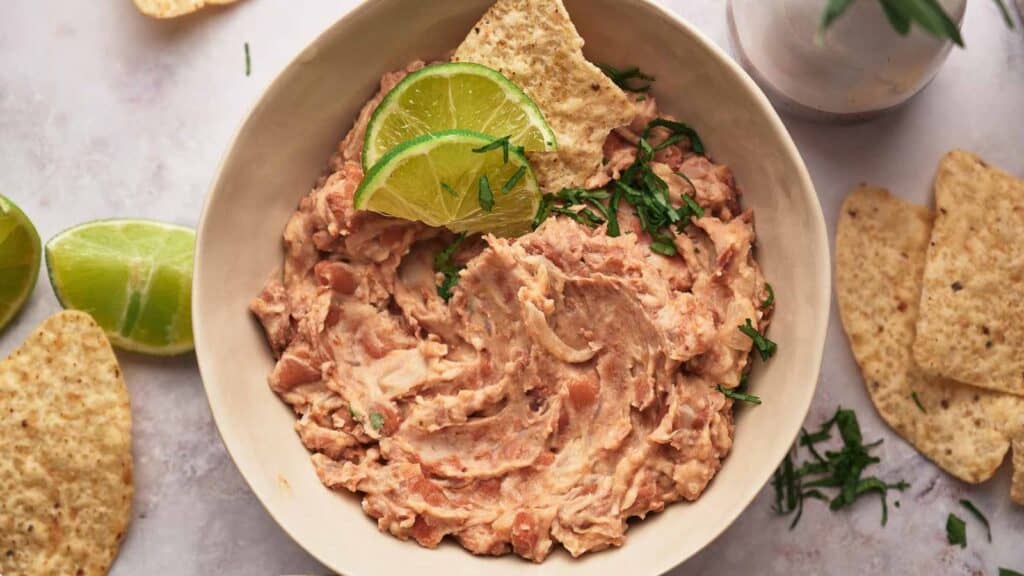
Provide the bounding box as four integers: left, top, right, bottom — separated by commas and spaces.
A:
946, 513, 967, 547
644, 118, 706, 156
763, 283, 775, 308
434, 233, 467, 301
472, 135, 512, 164
717, 384, 762, 405
244, 42, 251, 76
911, 391, 927, 413
597, 63, 655, 92
478, 175, 494, 212
1000, 569, 1024, 576
739, 318, 777, 361
959, 499, 992, 542
369, 411, 385, 432
441, 182, 458, 197
773, 407, 908, 528
502, 166, 527, 194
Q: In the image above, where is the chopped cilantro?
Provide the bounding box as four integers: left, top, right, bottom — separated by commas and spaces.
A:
644, 118, 705, 155
959, 499, 991, 542
472, 135, 512, 164
739, 319, 777, 361
441, 182, 458, 197
717, 384, 762, 405
773, 407, 908, 528
597, 63, 655, 92
244, 42, 251, 76
478, 175, 494, 212
1000, 569, 1024, 576
434, 233, 467, 301
502, 166, 526, 194
946, 513, 967, 547
763, 283, 775, 308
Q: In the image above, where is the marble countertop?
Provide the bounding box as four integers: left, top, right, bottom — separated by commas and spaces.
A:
2, 1, 1022, 574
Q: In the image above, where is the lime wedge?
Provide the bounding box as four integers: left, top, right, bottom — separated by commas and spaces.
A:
363, 62, 557, 171
355, 130, 541, 237
0, 195, 41, 333
45, 220, 195, 355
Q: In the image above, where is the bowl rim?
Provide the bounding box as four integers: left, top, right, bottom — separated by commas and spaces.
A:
192, 1, 830, 573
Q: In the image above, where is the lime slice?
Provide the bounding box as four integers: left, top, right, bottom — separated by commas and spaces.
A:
362, 62, 557, 171
45, 220, 195, 355
0, 195, 41, 332
355, 130, 541, 237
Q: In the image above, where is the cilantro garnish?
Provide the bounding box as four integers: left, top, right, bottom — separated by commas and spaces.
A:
478, 175, 494, 212
503, 166, 526, 194
472, 135, 512, 164
773, 407, 909, 529
369, 411, 385, 432
528, 118, 707, 259
763, 283, 775, 308
644, 118, 706, 156
1000, 569, 1024, 576
434, 233, 467, 301
739, 319, 777, 361
441, 182, 458, 197
959, 499, 992, 542
597, 64, 655, 92
947, 513, 967, 547
244, 42, 251, 77
911, 391, 926, 413
717, 384, 762, 405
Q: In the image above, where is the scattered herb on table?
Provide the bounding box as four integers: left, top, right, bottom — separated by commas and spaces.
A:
958, 499, 992, 542
434, 233, 467, 301
772, 407, 909, 528
598, 64, 655, 92
946, 512, 967, 547
244, 42, 251, 76
911, 391, 927, 413
717, 384, 762, 405
740, 318, 777, 361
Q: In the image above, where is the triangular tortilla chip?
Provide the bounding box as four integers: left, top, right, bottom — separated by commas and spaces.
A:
0, 311, 133, 575
914, 150, 1024, 396
836, 186, 1023, 501
454, 0, 635, 192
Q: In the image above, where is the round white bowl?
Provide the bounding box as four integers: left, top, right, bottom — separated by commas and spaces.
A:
193, 1, 830, 574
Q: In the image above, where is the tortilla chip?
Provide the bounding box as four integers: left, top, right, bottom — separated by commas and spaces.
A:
454, 0, 635, 192
913, 150, 1024, 396
836, 186, 1024, 491
133, 0, 241, 19
0, 311, 133, 575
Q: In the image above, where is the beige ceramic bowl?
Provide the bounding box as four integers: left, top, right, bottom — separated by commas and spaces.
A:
193, 0, 830, 573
